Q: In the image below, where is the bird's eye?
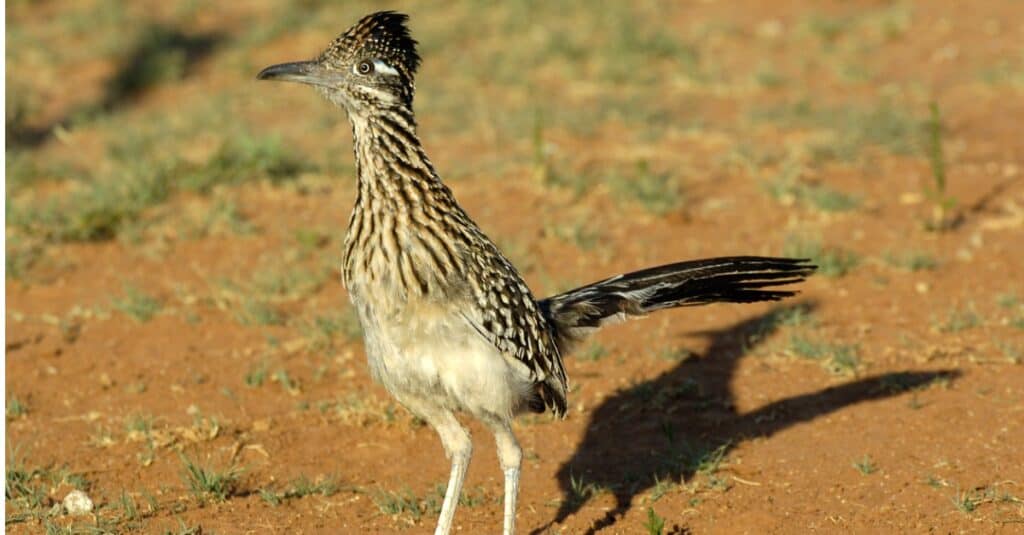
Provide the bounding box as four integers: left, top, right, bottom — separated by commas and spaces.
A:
356, 61, 374, 75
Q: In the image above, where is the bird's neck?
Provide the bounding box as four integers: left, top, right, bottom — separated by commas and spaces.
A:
349, 107, 449, 212
342, 106, 472, 292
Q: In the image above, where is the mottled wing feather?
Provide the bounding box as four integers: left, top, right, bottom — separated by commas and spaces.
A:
459, 243, 568, 416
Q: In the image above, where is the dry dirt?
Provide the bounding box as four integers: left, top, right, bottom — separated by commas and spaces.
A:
6, 1, 1024, 533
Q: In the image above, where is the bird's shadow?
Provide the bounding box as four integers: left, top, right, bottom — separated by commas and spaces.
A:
7, 24, 222, 149
536, 302, 960, 534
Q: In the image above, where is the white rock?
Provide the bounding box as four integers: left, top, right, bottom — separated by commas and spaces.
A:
62, 489, 94, 515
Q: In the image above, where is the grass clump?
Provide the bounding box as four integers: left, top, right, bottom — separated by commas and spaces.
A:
371, 487, 427, 520
922, 101, 959, 231
6, 447, 90, 524
181, 136, 313, 194
783, 235, 859, 278
852, 455, 878, 475
180, 454, 241, 502
579, 344, 608, 362
644, 507, 666, 535
787, 334, 861, 376
934, 306, 981, 333
7, 397, 28, 419
112, 285, 162, 322
883, 250, 938, 271
260, 475, 340, 506
565, 472, 607, 507
609, 161, 684, 216
235, 299, 285, 326
751, 99, 924, 163
764, 165, 860, 212
9, 166, 172, 243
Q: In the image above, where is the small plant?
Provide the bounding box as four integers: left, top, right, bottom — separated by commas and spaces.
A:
372, 487, 426, 520
180, 454, 241, 502
995, 292, 1019, 309
934, 306, 981, 333
273, 369, 300, 395
124, 413, 154, 435
113, 285, 162, 322
5, 448, 90, 523
579, 343, 608, 362
610, 160, 683, 216
7, 397, 28, 419
259, 488, 282, 506
764, 167, 860, 213
118, 491, 140, 522
997, 343, 1022, 365
883, 250, 938, 272
922, 101, 959, 231
853, 455, 877, 475
644, 507, 666, 535
649, 475, 676, 502
566, 472, 605, 506
180, 135, 312, 194
235, 298, 285, 326
670, 441, 730, 476
951, 489, 979, 514
245, 359, 269, 387
786, 334, 860, 376
783, 236, 859, 278
161, 520, 202, 535
262, 474, 340, 505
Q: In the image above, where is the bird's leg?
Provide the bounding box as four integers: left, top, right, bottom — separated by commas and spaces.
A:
489, 421, 523, 535
426, 410, 472, 535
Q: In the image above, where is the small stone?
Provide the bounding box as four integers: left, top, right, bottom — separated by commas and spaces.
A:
62, 489, 94, 515
899, 192, 923, 205
756, 20, 784, 39
915, 282, 930, 294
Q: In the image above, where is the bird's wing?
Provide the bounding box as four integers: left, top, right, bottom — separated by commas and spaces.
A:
457, 245, 568, 416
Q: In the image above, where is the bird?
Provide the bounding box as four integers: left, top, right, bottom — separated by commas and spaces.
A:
257, 11, 815, 535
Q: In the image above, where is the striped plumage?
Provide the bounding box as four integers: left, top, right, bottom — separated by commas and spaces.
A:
258, 11, 814, 535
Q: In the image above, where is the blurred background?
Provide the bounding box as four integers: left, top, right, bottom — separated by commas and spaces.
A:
6, 1, 1024, 533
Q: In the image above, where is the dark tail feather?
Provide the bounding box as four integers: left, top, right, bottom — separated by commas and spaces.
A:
539, 256, 816, 355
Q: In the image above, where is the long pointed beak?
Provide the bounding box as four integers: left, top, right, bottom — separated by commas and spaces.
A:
256, 60, 330, 86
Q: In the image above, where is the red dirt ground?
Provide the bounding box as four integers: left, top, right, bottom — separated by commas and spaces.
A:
6, 1, 1024, 533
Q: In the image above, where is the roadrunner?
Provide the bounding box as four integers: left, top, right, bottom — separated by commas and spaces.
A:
258, 11, 814, 534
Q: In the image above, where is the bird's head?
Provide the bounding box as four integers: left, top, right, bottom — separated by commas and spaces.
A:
257, 11, 420, 116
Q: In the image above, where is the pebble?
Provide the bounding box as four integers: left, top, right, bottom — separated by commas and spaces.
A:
62, 489, 93, 516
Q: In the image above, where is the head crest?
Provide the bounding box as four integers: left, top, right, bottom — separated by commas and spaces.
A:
324, 11, 420, 81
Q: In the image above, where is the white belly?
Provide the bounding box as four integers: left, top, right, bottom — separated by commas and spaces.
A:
353, 291, 534, 420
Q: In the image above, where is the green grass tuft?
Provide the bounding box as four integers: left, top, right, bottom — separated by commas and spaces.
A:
180, 135, 313, 194
180, 454, 241, 502
644, 507, 666, 535
609, 161, 684, 216
934, 306, 981, 333
883, 250, 938, 271
7, 397, 29, 419
113, 285, 162, 322
787, 334, 860, 376
783, 236, 859, 278
852, 455, 878, 475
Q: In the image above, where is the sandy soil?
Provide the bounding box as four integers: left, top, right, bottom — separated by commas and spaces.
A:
6, 1, 1024, 533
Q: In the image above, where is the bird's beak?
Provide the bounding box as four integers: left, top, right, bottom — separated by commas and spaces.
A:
257, 60, 338, 88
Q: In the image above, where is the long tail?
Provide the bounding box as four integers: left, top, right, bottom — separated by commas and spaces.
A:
539, 256, 816, 355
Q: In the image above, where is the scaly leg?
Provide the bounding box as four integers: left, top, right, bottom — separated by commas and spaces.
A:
425, 410, 472, 535
490, 421, 523, 535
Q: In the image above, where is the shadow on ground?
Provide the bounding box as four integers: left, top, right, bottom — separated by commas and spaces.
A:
7, 24, 222, 148
538, 303, 960, 534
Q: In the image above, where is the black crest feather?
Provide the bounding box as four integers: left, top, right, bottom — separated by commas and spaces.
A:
324, 11, 421, 80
